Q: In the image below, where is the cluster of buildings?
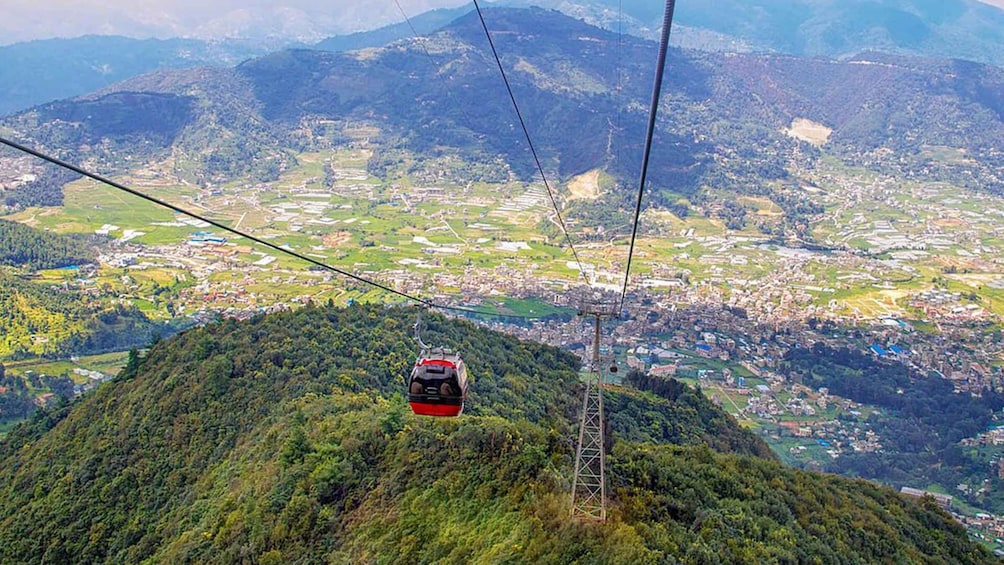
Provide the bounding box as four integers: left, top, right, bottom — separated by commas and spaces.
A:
0, 155, 38, 193
70, 367, 113, 396
781, 419, 883, 457
909, 289, 989, 321
960, 426, 1004, 448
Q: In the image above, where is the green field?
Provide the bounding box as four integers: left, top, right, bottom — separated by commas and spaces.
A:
5, 351, 130, 384
468, 297, 576, 319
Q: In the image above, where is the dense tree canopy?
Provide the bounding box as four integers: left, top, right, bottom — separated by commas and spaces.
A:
0, 304, 988, 563
0, 272, 172, 359
0, 219, 93, 270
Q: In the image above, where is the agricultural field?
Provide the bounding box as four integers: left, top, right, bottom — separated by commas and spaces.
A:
4, 351, 129, 385
2, 142, 1003, 337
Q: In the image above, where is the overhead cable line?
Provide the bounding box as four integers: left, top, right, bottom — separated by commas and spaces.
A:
618, 0, 678, 311
391, 0, 481, 164
471, 0, 590, 285
392, 0, 423, 39
0, 136, 536, 319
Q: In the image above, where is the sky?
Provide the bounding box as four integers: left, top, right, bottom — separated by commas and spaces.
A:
0, 0, 470, 45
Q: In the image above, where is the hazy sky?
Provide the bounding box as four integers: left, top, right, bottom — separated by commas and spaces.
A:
2, 0, 1001, 45
0, 0, 471, 44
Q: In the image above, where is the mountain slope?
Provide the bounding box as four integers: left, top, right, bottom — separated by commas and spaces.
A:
678, 0, 1004, 65
2, 9, 1002, 220
7, 0, 1001, 66
0, 8, 467, 121
0, 271, 172, 359
311, 6, 471, 53
0, 219, 93, 270
0, 304, 989, 563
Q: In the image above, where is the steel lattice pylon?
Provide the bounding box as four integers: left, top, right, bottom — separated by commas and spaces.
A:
571, 301, 616, 521
571, 368, 606, 520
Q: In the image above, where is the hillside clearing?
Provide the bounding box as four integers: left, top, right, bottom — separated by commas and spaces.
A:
784, 118, 832, 146
566, 169, 602, 201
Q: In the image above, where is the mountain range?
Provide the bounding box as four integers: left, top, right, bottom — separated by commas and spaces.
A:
0, 36, 276, 119
2, 7, 1001, 235
1, 0, 1002, 119
626, 0, 1004, 64
0, 8, 475, 119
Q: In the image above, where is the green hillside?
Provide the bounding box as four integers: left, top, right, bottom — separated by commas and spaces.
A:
0, 219, 93, 270
0, 304, 989, 563
0, 272, 167, 359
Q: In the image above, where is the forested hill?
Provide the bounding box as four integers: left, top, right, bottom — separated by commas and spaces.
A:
0, 219, 93, 270
0, 217, 170, 360
0, 303, 989, 563
0, 272, 169, 359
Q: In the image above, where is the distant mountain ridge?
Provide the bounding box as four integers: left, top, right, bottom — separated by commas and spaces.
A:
545, 0, 1004, 66
2, 0, 1002, 120
312, 6, 472, 53
0, 36, 272, 118
3, 7, 1001, 216
0, 8, 471, 120
4, 0, 1002, 67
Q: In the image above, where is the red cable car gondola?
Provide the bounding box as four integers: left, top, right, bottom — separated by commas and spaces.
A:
407, 348, 469, 417
407, 310, 469, 417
